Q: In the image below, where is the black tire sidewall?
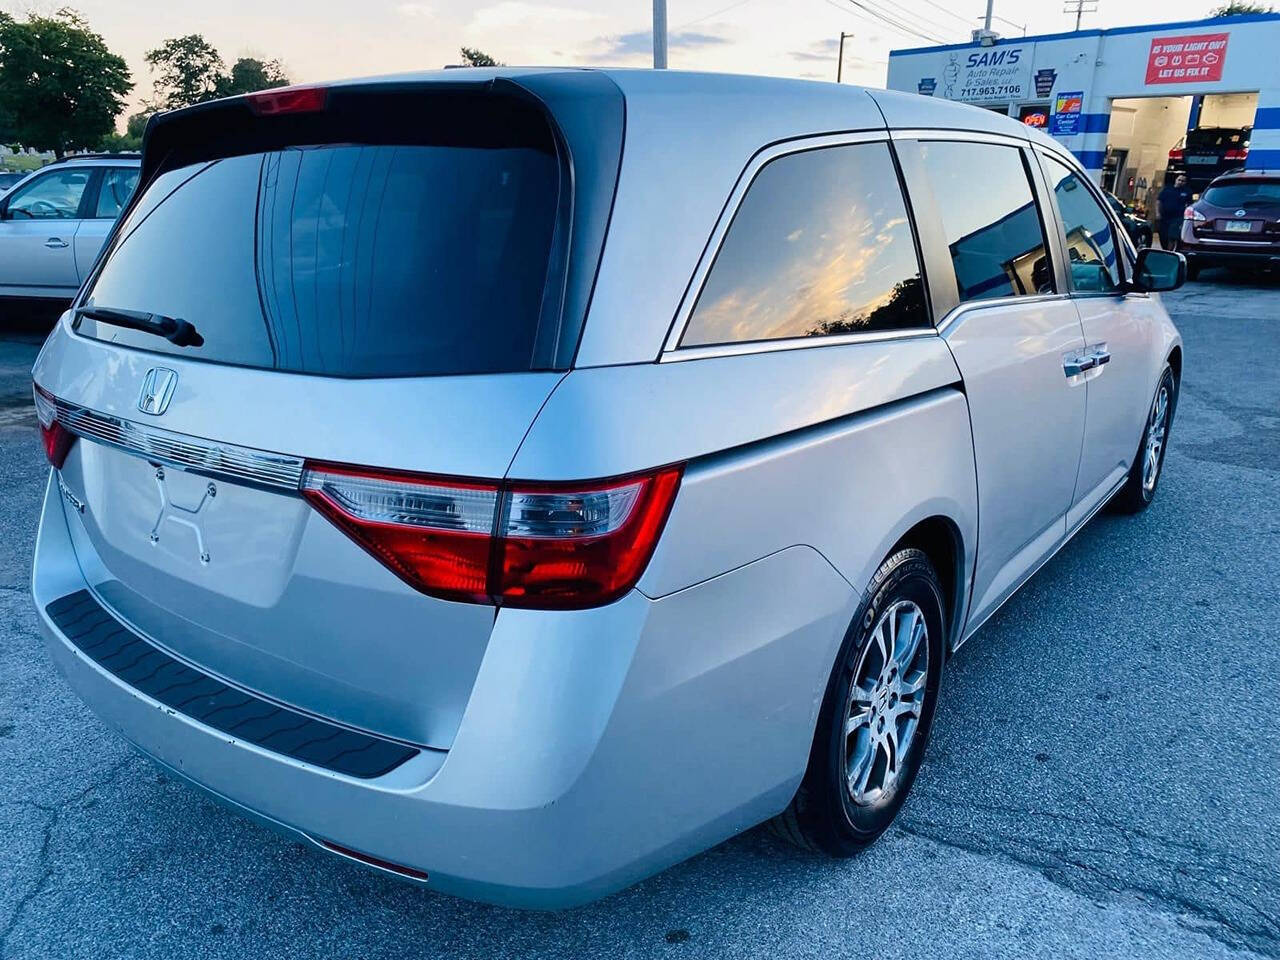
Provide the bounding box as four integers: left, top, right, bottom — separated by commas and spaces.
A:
1138, 366, 1178, 505
807, 550, 945, 854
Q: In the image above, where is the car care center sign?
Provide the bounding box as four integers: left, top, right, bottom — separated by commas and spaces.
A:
1145, 33, 1228, 84
944, 47, 1030, 102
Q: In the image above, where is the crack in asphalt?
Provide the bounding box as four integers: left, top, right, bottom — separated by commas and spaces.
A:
901, 789, 1280, 958
0, 757, 137, 958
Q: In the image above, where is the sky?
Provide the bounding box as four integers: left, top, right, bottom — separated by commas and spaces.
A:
1, 0, 1229, 116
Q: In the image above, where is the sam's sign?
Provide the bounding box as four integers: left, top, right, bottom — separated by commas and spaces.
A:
943, 46, 1031, 102
1145, 33, 1229, 84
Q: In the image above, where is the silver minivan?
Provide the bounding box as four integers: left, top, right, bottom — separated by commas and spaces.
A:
31, 70, 1184, 908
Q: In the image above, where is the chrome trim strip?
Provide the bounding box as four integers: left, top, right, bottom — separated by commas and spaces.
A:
660, 131, 891, 357
934, 292, 1071, 334
659, 327, 938, 363
52, 397, 304, 491
890, 127, 1031, 149
1187, 236, 1279, 247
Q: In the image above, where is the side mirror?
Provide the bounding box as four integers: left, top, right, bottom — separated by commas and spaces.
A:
1131, 248, 1186, 293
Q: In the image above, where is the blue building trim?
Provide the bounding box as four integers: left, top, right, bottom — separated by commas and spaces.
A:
1245, 148, 1280, 168
888, 12, 1280, 57
1080, 113, 1110, 134
1254, 107, 1280, 130
1075, 150, 1107, 169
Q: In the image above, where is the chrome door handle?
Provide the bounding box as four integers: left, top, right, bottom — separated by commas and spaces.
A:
44, 238, 68, 249
1064, 356, 1097, 377
1092, 348, 1112, 366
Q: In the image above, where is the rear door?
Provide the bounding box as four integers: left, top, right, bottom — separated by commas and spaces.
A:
33, 80, 623, 751
0, 166, 92, 292
899, 135, 1087, 628
73, 165, 139, 284
1037, 152, 1162, 526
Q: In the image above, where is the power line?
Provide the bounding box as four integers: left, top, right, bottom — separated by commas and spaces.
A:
837, 0, 951, 44
874, 0, 968, 38
817, 0, 942, 44
675, 0, 757, 30
912, 0, 976, 28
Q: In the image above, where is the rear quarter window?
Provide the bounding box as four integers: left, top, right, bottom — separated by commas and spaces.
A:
680, 141, 928, 348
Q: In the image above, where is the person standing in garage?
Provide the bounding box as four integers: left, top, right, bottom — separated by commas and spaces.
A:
1157, 174, 1191, 251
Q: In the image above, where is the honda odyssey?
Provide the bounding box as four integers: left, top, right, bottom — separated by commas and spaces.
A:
31, 69, 1185, 908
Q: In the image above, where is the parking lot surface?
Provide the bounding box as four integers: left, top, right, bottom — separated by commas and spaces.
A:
1, 275, 1277, 960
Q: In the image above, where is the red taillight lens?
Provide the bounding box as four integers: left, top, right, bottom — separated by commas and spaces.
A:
1169, 148, 1184, 161
301, 462, 683, 609
33, 384, 74, 469
1186, 205, 1206, 222
1224, 147, 1249, 160
245, 85, 327, 116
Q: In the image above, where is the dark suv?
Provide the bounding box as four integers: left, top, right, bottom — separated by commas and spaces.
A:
1180, 169, 1280, 279
1167, 126, 1252, 194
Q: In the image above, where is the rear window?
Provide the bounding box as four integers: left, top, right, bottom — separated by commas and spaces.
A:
1201, 180, 1280, 209
1186, 128, 1250, 150
78, 135, 561, 377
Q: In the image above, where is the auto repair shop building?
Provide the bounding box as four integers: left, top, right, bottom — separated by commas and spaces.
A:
885, 13, 1280, 201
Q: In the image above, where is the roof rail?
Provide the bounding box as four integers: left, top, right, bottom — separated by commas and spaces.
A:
47, 152, 142, 164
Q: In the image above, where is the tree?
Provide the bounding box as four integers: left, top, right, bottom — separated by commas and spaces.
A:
99, 111, 150, 152
219, 57, 290, 97
145, 34, 225, 110
145, 37, 292, 110
459, 47, 503, 67
0, 9, 131, 158
1209, 1, 1274, 13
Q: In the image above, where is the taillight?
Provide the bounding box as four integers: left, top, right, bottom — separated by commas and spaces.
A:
1185, 205, 1207, 222
245, 85, 327, 116
32, 384, 74, 469
1224, 147, 1249, 160
301, 462, 683, 610
1169, 148, 1184, 162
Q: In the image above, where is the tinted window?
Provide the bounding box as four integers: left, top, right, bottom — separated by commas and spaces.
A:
1186, 127, 1249, 150
1201, 180, 1280, 209
94, 167, 140, 219
1043, 156, 1121, 293
79, 144, 559, 377
918, 141, 1052, 302
5, 169, 90, 219
680, 142, 927, 347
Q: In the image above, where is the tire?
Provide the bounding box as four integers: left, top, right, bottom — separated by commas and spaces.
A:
1111, 364, 1177, 514
774, 548, 945, 856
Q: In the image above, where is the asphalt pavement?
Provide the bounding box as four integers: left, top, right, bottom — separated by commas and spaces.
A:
1, 275, 1277, 960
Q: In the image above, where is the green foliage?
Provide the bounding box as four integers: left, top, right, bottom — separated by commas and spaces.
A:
459, 47, 503, 67
145, 35, 292, 110
1209, 1, 1274, 13
221, 58, 290, 97
145, 34, 226, 109
99, 112, 150, 152
0, 9, 131, 158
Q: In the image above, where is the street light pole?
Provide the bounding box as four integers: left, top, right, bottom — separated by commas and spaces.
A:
653, 0, 668, 69
983, 0, 995, 34
836, 31, 854, 83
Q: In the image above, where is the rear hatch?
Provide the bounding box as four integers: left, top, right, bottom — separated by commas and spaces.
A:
1191, 177, 1280, 244
33, 74, 623, 751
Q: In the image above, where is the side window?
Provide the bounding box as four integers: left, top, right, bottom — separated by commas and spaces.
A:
916, 141, 1053, 302
94, 168, 140, 219
680, 141, 927, 348
1042, 155, 1122, 293
3, 169, 91, 220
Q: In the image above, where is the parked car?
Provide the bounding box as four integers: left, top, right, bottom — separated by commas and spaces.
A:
1105, 190, 1153, 247
0, 170, 26, 194
1167, 125, 1252, 194
1179, 168, 1280, 279
31, 72, 1184, 908
0, 154, 140, 301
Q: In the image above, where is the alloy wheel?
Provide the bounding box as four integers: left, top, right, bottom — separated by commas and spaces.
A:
1143, 384, 1170, 493
844, 600, 929, 805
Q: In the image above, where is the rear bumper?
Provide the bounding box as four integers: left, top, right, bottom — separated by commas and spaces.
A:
33, 471, 855, 907
1179, 231, 1280, 267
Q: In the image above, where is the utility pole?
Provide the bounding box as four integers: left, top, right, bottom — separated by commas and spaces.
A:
836, 31, 855, 83
1063, 0, 1097, 31
653, 0, 668, 69
983, 0, 994, 35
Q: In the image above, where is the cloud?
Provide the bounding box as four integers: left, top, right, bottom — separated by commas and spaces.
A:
790, 38, 839, 61
396, 2, 433, 15
593, 29, 729, 59
469, 2, 602, 32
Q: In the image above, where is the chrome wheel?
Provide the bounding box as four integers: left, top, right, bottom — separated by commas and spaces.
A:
1143, 384, 1170, 493
844, 600, 929, 805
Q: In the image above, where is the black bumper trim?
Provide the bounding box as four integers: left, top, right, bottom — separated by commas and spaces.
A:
46, 590, 419, 780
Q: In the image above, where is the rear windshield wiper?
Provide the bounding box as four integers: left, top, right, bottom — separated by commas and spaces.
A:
75, 305, 203, 348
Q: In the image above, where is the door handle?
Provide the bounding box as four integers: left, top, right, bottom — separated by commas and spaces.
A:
1064, 356, 1097, 378
1091, 348, 1112, 367
44, 238, 68, 249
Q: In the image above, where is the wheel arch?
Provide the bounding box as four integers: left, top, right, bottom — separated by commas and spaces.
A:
886, 514, 967, 654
